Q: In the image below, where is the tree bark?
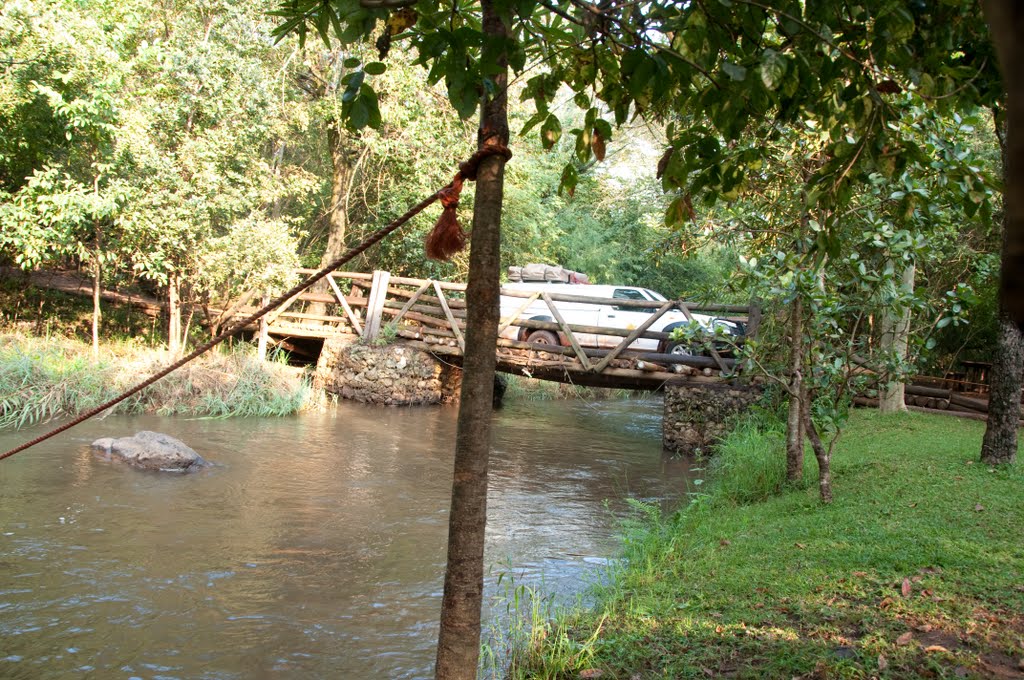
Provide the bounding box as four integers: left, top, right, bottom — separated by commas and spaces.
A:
981, 316, 1023, 465
91, 242, 101, 360
434, 3, 509, 677
802, 407, 833, 504
879, 262, 915, 413
168, 273, 181, 357
308, 127, 356, 321
982, 1, 1024, 330
785, 294, 805, 483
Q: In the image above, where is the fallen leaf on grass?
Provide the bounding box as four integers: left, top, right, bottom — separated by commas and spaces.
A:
719, 539, 731, 547
879, 597, 895, 609
701, 668, 713, 677
902, 578, 912, 598
911, 575, 923, 583
853, 571, 868, 578
578, 670, 604, 679
925, 645, 950, 654
878, 654, 889, 671
896, 632, 914, 646
915, 624, 933, 633
975, 504, 985, 512
795, 542, 806, 550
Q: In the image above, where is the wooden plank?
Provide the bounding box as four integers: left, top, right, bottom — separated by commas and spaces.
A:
433, 281, 465, 351
275, 311, 351, 323
542, 292, 592, 371
391, 275, 466, 291
391, 281, 432, 326
363, 270, 391, 340
325, 274, 363, 335
592, 300, 674, 373
498, 291, 541, 335
295, 269, 372, 281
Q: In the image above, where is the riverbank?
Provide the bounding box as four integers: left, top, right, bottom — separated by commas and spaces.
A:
0, 334, 315, 429
514, 411, 1023, 679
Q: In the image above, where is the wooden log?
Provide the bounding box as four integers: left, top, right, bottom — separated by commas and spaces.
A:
949, 392, 990, 413
905, 384, 952, 399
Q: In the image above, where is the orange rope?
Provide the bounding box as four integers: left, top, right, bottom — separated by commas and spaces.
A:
0, 144, 512, 463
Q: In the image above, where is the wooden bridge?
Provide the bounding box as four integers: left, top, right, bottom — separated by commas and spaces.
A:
225, 270, 758, 391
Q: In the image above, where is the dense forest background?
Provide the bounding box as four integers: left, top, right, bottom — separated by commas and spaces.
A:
0, 0, 1004, 374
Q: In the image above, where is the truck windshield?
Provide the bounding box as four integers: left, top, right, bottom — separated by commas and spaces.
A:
644, 289, 667, 301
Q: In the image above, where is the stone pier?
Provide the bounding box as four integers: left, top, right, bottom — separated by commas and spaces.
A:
663, 382, 763, 454
314, 337, 462, 406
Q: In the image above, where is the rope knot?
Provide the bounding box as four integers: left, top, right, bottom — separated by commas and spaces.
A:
425, 143, 512, 261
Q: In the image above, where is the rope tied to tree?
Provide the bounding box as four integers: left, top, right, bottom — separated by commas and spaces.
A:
0, 143, 512, 463
425, 143, 512, 261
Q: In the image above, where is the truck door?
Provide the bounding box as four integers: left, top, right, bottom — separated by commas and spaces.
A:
598, 288, 659, 350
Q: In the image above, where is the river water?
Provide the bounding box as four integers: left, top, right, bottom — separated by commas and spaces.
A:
0, 397, 695, 679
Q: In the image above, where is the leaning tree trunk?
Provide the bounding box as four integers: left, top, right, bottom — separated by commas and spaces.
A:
879, 262, 915, 413
802, 407, 833, 504
434, 3, 509, 678
785, 294, 805, 483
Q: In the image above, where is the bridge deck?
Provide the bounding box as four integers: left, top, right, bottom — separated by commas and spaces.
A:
226, 270, 757, 391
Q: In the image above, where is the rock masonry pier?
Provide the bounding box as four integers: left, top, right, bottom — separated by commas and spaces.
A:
663, 382, 763, 455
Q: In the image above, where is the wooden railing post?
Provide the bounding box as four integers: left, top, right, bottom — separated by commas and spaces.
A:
363, 270, 391, 340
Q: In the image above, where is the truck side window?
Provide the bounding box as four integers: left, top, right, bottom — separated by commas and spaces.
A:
612, 288, 646, 311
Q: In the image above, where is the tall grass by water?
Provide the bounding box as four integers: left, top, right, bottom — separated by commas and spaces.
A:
0, 334, 314, 430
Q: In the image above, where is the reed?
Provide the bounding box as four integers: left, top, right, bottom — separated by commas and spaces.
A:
0, 334, 314, 430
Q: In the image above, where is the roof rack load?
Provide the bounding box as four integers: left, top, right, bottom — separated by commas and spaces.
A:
507, 263, 590, 284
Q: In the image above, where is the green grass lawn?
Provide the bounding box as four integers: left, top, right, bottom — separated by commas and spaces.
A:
516, 411, 1024, 679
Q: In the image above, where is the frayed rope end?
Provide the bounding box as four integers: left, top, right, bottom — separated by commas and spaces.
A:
425, 176, 466, 261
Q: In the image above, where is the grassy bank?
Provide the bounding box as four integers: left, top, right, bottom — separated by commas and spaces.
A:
513, 411, 1023, 679
0, 334, 315, 429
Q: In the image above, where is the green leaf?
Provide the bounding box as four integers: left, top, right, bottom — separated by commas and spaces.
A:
722, 60, 747, 82
558, 163, 578, 198
759, 49, 786, 91
363, 62, 387, 76
541, 114, 562, 150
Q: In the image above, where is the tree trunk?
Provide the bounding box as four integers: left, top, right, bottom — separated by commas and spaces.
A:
434, 3, 509, 678
803, 408, 833, 504
982, 1, 1024, 329
168, 273, 181, 357
308, 127, 356, 320
785, 294, 805, 483
981, 316, 1023, 465
879, 262, 915, 413
91, 242, 101, 361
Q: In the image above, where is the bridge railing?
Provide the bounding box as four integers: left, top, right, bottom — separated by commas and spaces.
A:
229, 270, 757, 379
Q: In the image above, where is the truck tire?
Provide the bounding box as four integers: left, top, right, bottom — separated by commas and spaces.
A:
527, 330, 560, 346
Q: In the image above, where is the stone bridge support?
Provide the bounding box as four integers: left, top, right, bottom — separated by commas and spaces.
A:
314, 337, 462, 406
663, 383, 763, 455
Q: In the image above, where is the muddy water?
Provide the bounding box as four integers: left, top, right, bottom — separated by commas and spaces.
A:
0, 397, 695, 679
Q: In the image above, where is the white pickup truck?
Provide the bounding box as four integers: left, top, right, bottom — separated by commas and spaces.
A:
498, 282, 742, 354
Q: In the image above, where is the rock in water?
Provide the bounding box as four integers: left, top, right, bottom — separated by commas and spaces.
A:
91, 431, 210, 472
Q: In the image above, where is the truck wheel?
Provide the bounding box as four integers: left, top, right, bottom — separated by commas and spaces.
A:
527, 330, 560, 346
666, 340, 701, 356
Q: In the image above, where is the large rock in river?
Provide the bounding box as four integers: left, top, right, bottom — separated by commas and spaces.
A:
91, 431, 210, 472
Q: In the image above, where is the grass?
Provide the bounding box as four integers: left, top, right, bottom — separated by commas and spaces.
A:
0, 333, 315, 429
511, 411, 1024, 679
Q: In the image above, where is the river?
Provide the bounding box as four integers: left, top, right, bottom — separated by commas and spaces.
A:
0, 397, 695, 679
